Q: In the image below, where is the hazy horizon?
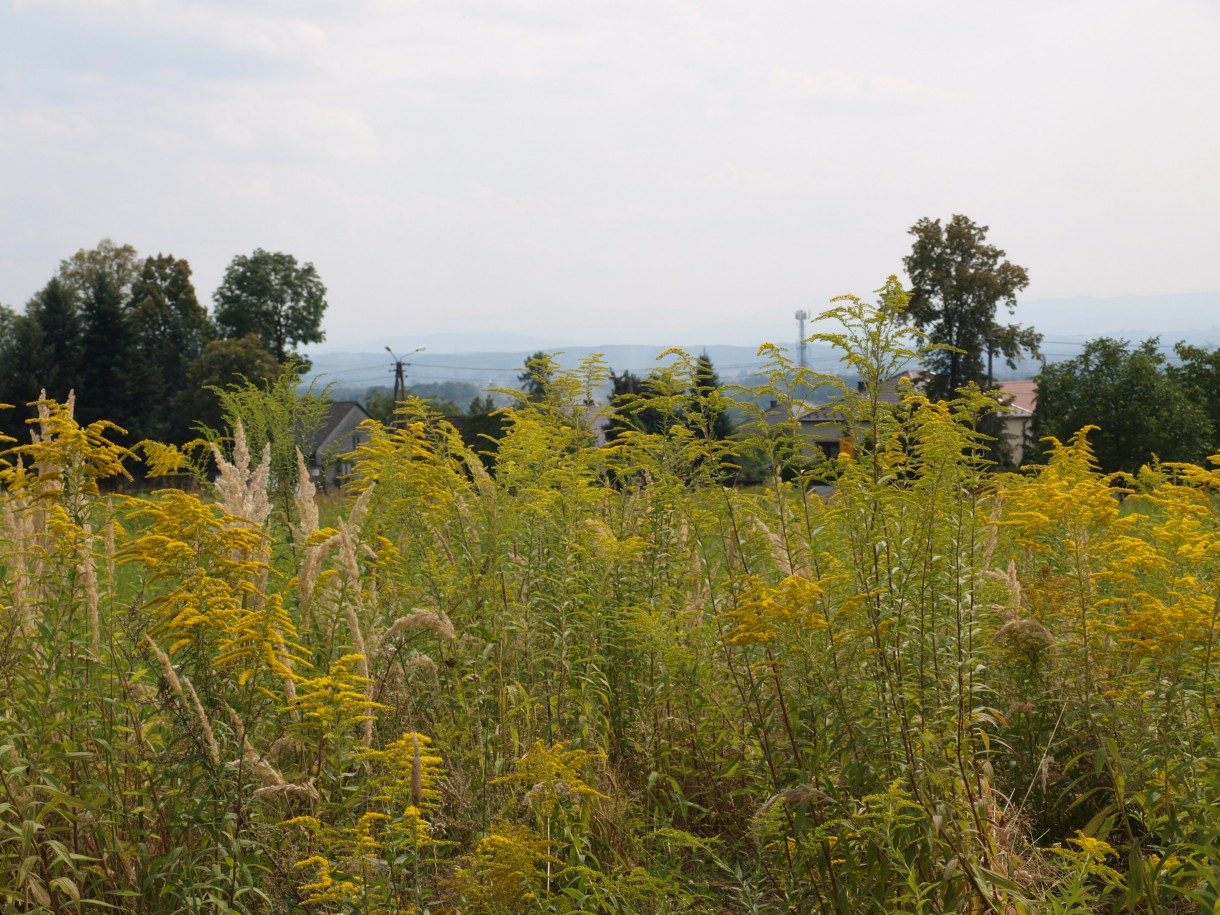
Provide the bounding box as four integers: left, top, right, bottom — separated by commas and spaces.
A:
313, 289, 1220, 355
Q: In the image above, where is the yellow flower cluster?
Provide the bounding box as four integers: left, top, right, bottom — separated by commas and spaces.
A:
494, 739, 608, 819
293, 854, 361, 906
720, 574, 826, 648
289, 654, 387, 739
283, 732, 447, 908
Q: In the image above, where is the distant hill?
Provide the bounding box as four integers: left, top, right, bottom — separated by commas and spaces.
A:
305, 342, 853, 395
304, 291, 1220, 396
1019, 290, 1220, 340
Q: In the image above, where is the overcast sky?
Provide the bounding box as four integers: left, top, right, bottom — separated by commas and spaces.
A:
2, 0, 1217, 350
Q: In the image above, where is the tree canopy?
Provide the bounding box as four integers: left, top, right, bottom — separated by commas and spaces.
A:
1169, 342, 1220, 458
77, 270, 132, 429
690, 353, 734, 441
517, 351, 555, 401
605, 354, 735, 450
128, 255, 215, 440
1034, 337, 1211, 473
213, 249, 328, 366
605, 369, 666, 441
176, 334, 283, 435
57, 238, 141, 301
0, 240, 291, 447
26, 277, 83, 403
903, 215, 1040, 399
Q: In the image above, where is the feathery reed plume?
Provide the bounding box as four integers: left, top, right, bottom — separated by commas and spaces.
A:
464, 451, 495, 496
147, 635, 220, 767
756, 784, 835, 817
332, 515, 373, 745
403, 650, 439, 685
254, 782, 319, 801
1, 486, 35, 635
293, 447, 319, 543
240, 736, 283, 784
1006, 557, 1023, 612
682, 581, 711, 629
249, 443, 272, 523
280, 644, 299, 706
211, 422, 272, 526
411, 732, 423, 807
32, 392, 62, 493
382, 657, 406, 700
180, 673, 221, 768
348, 480, 376, 529
337, 518, 361, 588
994, 618, 1052, 641
220, 703, 318, 800
268, 736, 302, 763
993, 618, 1053, 658
380, 608, 455, 647
148, 633, 185, 697
212, 421, 249, 514
751, 515, 793, 577
210, 423, 273, 613
104, 516, 116, 584
297, 530, 339, 626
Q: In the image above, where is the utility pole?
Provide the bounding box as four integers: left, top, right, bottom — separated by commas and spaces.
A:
385, 345, 426, 427
387, 347, 406, 404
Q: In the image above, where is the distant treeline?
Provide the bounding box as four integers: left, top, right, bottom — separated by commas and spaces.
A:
5, 239, 1220, 480
0, 240, 326, 445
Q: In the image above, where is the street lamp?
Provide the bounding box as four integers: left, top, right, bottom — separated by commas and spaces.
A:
386, 345, 426, 420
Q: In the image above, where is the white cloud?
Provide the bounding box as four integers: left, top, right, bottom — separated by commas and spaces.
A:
0, 107, 95, 143
12, 0, 330, 64
179, 91, 380, 162
1, 0, 1217, 343
769, 68, 924, 104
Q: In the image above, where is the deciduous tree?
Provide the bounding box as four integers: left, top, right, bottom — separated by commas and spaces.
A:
904, 215, 1040, 399
1035, 337, 1210, 473
606, 370, 658, 441
57, 238, 141, 301
606, 357, 736, 445
460, 394, 508, 471
176, 334, 282, 435
213, 249, 327, 367
1169, 342, 1220, 457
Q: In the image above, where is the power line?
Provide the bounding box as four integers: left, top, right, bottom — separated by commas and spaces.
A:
385, 346, 426, 427
318, 362, 525, 377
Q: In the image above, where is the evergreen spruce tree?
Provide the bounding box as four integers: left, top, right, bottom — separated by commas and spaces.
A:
27, 277, 84, 403
128, 255, 214, 441
690, 353, 734, 441
78, 270, 133, 430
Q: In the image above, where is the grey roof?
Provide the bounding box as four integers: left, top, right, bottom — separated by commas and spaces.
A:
308, 401, 373, 458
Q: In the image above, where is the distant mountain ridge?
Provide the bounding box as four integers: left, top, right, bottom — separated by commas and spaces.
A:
1017, 290, 1220, 339
315, 290, 1220, 355
305, 291, 1220, 394
306, 343, 849, 394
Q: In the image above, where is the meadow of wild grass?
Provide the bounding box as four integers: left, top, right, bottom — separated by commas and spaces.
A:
4, 290, 1220, 913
